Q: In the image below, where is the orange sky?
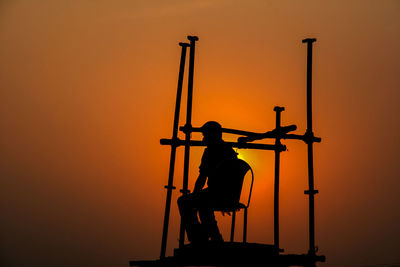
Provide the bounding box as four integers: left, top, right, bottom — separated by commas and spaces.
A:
0, 1, 400, 266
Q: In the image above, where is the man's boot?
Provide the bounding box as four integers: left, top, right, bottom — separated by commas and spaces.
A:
209, 223, 224, 243
189, 224, 208, 245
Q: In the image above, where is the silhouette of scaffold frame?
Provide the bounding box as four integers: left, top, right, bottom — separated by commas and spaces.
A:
130, 36, 325, 267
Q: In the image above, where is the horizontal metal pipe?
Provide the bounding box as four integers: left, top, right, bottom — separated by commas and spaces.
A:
283, 134, 321, 143
180, 125, 261, 137
179, 125, 321, 143
160, 138, 286, 151
238, 125, 297, 143
238, 132, 321, 144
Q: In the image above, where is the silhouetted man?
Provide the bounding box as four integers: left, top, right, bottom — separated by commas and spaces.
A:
178, 121, 238, 244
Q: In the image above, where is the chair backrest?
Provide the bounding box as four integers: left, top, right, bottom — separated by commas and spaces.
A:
210, 158, 252, 208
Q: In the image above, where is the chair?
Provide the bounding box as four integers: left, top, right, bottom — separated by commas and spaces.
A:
210, 158, 254, 243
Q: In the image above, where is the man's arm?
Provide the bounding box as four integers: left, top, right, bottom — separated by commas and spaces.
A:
193, 173, 206, 193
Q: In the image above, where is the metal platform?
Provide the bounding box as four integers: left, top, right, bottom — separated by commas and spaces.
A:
130, 242, 325, 267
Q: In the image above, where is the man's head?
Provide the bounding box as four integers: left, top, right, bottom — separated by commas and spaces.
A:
201, 121, 222, 147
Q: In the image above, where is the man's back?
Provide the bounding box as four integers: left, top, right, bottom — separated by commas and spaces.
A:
199, 141, 237, 189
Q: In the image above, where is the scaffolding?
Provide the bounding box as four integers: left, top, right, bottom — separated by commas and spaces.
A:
130, 36, 325, 267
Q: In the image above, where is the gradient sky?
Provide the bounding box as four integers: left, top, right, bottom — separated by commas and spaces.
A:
0, 1, 400, 266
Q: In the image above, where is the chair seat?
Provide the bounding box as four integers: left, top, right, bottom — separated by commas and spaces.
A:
213, 202, 246, 212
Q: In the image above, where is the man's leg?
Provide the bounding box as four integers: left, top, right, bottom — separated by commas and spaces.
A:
177, 193, 204, 243
198, 209, 223, 242
198, 190, 224, 242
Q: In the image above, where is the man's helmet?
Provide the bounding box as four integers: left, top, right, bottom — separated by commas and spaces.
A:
201, 121, 222, 139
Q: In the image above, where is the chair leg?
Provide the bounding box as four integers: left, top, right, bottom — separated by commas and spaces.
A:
230, 211, 236, 242
243, 207, 248, 243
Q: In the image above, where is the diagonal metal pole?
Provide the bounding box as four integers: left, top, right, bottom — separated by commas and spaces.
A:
302, 38, 318, 259
160, 42, 189, 259
179, 35, 199, 248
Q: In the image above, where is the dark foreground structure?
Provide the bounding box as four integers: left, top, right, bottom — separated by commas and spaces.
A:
130, 36, 326, 267
132, 242, 325, 266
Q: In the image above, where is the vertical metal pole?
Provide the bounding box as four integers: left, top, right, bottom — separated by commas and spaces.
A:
160, 43, 189, 259
273, 106, 284, 251
230, 211, 236, 242
179, 36, 199, 248
302, 38, 317, 257
243, 207, 248, 243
